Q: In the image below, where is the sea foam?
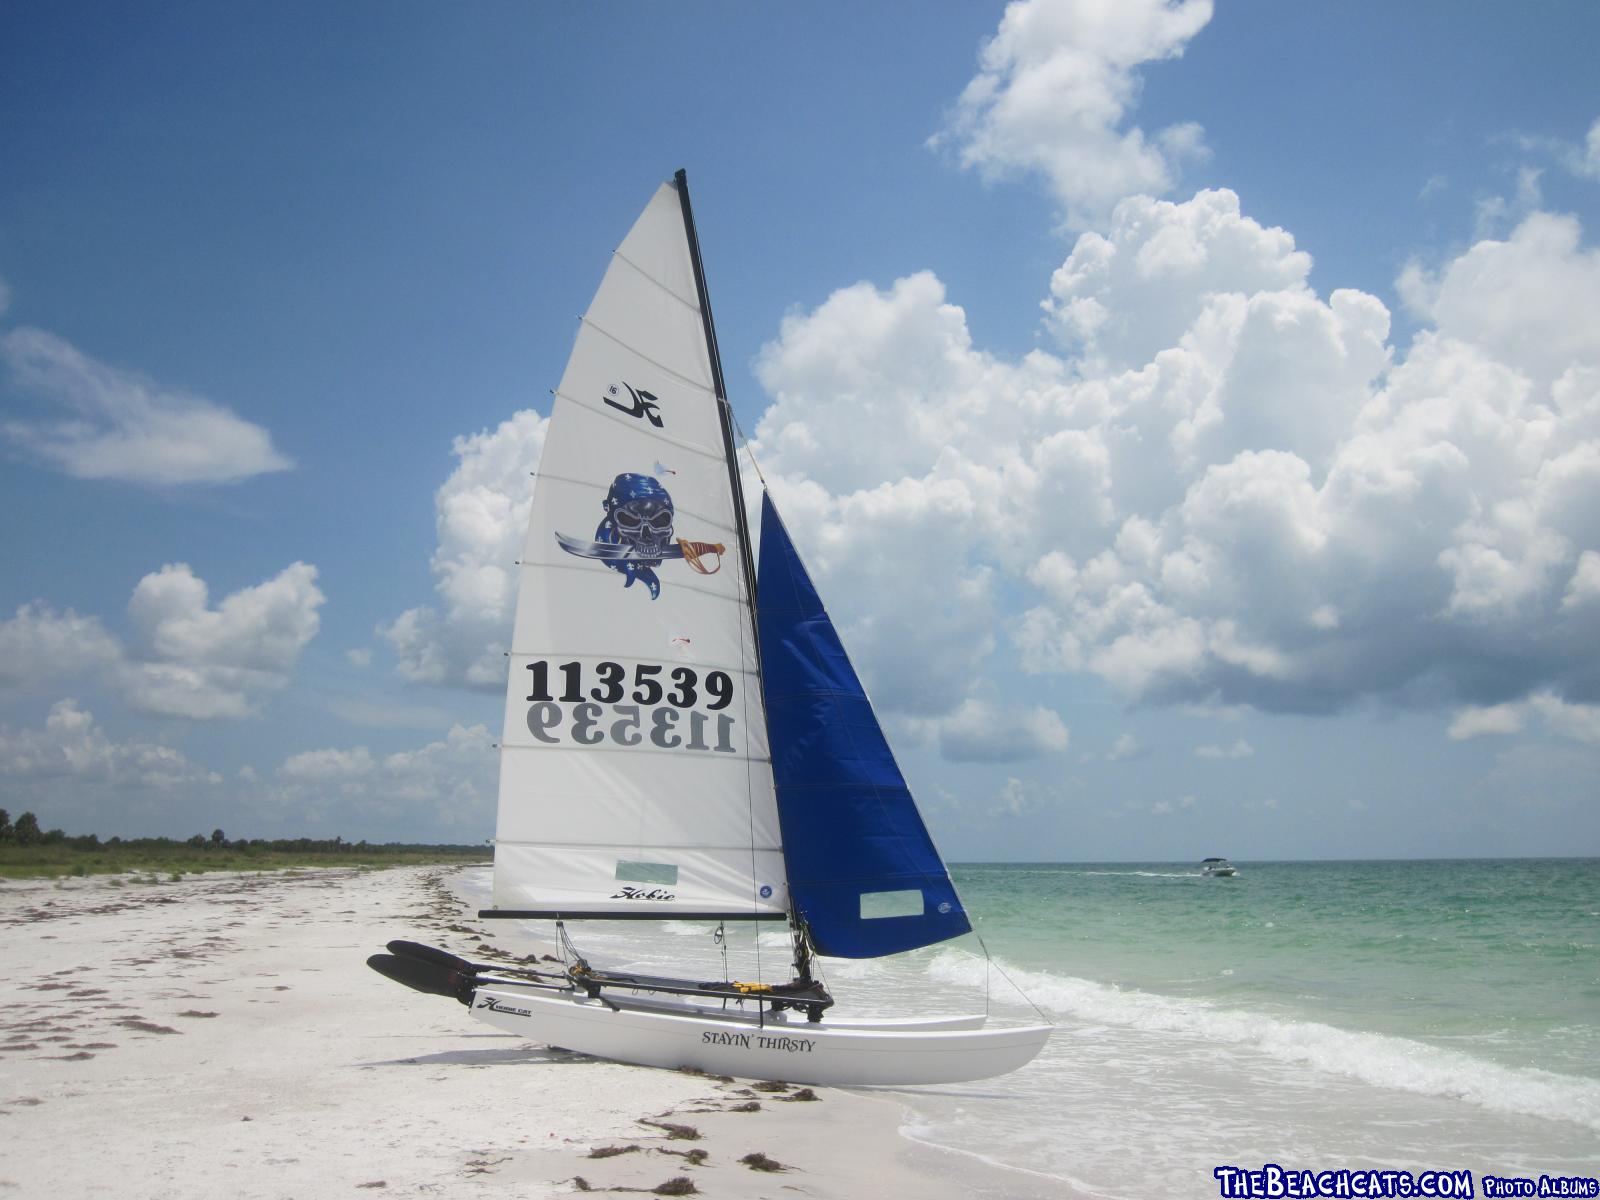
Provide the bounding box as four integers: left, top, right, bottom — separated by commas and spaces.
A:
926, 950, 1600, 1133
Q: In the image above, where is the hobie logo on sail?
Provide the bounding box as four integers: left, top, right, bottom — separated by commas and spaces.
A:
556, 472, 724, 600
611, 886, 675, 901
604, 381, 663, 427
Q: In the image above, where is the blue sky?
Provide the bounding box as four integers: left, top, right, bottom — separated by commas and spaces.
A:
2, 1, 1598, 858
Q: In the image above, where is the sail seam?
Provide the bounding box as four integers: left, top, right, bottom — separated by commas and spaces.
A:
495, 839, 781, 851
528, 467, 736, 530
610, 248, 701, 312
499, 743, 773, 764
575, 318, 714, 396
483, 909, 787, 920
549, 391, 723, 460
517, 558, 748, 604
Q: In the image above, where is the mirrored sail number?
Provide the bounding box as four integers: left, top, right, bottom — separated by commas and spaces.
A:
523, 660, 737, 753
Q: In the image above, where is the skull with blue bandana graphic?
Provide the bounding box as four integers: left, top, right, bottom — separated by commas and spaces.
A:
597, 473, 673, 598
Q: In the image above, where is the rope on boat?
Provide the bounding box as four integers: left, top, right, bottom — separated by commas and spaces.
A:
726, 410, 766, 1007
730, 407, 770, 491
714, 920, 729, 983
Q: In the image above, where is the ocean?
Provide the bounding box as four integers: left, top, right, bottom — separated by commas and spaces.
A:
459, 859, 1599, 1197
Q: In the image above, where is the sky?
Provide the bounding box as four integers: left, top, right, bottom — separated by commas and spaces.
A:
2, 0, 1598, 860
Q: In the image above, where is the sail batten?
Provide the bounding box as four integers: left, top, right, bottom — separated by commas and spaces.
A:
498, 744, 773, 765
609, 248, 704, 311
576, 318, 717, 393
541, 402, 726, 459
525, 470, 739, 530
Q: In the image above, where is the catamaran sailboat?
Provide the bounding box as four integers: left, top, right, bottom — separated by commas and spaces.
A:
368, 170, 1051, 1087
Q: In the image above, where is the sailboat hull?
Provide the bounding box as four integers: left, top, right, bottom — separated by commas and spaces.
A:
591, 991, 987, 1031
468, 986, 1049, 1086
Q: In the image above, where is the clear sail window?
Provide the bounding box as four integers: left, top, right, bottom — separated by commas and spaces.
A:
859, 889, 923, 919
615, 860, 679, 886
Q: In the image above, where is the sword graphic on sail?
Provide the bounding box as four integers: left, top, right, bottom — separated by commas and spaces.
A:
554, 535, 725, 566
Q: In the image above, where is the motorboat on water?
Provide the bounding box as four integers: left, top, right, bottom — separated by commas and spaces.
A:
1201, 857, 1238, 877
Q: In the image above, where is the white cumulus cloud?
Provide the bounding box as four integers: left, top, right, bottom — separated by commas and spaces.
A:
751, 190, 1600, 729
0, 700, 221, 788
1450, 692, 1600, 746
270, 723, 495, 832
936, 0, 1214, 228
1108, 732, 1141, 760
381, 410, 547, 689
122, 562, 325, 718
279, 746, 377, 783
0, 603, 123, 687
0, 565, 324, 720
0, 327, 291, 485
381, 9, 1599, 762
936, 696, 1071, 763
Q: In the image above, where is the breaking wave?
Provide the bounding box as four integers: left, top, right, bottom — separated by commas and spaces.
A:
926, 950, 1600, 1133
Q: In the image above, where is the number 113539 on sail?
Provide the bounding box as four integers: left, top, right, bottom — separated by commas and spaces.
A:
522, 659, 739, 753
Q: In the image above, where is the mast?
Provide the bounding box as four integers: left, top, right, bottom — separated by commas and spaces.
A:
673, 170, 813, 986
673, 170, 761, 651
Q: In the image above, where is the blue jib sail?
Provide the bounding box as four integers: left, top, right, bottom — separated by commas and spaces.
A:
755, 493, 972, 959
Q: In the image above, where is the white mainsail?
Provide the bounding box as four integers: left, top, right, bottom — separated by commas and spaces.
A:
371, 173, 1051, 1088
491, 181, 784, 918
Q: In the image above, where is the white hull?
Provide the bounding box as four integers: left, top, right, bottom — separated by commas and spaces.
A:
468, 986, 1048, 1085
587, 989, 986, 1031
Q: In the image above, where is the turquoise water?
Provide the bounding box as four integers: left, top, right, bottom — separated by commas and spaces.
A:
898, 859, 1600, 1196
958, 859, 1600, 1082
461, 860, 1600, 1197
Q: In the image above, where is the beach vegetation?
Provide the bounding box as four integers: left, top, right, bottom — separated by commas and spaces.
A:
651, 1180, 698, 1196
738, 1153, 786, 1172
0, 810, 490, 879
13, 811, 42, 846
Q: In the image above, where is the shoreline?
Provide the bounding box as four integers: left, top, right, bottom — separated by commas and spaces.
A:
1, 864, 1072, 1198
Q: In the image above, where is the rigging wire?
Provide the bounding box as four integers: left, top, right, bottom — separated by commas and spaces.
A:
975, 931, 1052, 1025
730, 409, 773, 499
723, 422, 764, 1004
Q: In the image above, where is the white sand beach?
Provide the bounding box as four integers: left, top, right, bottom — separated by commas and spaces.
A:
0, 865, 1071, 1199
